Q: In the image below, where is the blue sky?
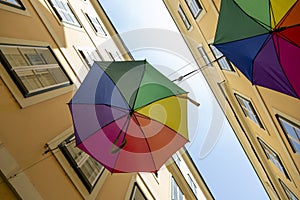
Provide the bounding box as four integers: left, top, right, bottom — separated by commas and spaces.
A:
98, 0, 269, 199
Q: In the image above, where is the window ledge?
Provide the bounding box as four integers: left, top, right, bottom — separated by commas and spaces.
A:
0, 65, 74, 108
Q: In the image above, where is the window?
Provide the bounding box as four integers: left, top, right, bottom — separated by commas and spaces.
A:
85, 14, 106, 35
210, 45, 234, 71
187, 174, 197, 196
178, 5, 191, 30
0, 45, 71, 97
279, 180, 298, 200
277, 115, 300, 154
173, 153, 181, 168
185, 0, 202, 18
130, 183, 147, 200
49, 0, 81, 27
0, 0, 25, 9
78, 49, 102, 68
258, 139, 289, 179
105, 50, 122, 61
171, 177, 184, 200
235, 94, 264, 128
59, 135, 104, 193
198, 46, 212, 67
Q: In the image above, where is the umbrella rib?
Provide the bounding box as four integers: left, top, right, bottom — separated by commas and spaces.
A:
272, 34, 299, 98
100, 63, 132, 110
250, 34, 273, 83
69, 102, 131, 112
130, 60, 147, 110
134, 93, 187, 111
134, 112, 189, 142
277, 30, 300, 49
231, 0, 271, 30
131, 113, 158, 171
215, 32, 271, 45
110, 114, 132, 172
75, 112, 130, 147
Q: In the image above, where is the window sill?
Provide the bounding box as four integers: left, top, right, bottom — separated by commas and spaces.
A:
0, 64, 74, 108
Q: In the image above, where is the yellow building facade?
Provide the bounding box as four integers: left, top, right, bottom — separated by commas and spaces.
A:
0, 0, 213, 199
163, 0, 300, 199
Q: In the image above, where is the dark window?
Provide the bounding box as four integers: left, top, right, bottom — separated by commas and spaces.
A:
0, 45, 71, 97
0, 0, 25, 9
85, 14, 106, 35
258, 139, 290, 179
59, 135, 104, 193
279, 179, 298, 200
185, 0, 202, 18
198, 46, 212, 67
49, 0, 81, 27
130, 183, 147, 200
187, 174, 197, 196
235, 94, 264, 128
210, 44, 234, 71
277, 115, 300, 154
178, 5, 191, 30
78, 49, 102, 68
171, 177, 184, 200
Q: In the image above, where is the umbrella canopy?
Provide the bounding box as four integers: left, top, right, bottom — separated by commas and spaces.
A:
214, 0, 300, 98
68, 60, 189, 173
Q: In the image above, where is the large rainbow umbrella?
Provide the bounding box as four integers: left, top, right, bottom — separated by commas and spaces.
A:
68, 60, 189, 173
214, 0, 300, 98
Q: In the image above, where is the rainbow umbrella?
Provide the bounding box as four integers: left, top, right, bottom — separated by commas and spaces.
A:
68, 60, 189, 173
214, 0, 300, 98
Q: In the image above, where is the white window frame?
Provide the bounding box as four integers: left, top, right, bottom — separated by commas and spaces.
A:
187, 174, 197, 196
46, 127, 109, 198
277, 115, 300, 154
185, 0, 202, 18
85, 13, 106, 36
258, 139, 290, 179
210, 44, 234, 71
49, 0, 81, 27
171, 177, 184, 200
59, 135, 105, 193
235, 94, 264, 128
0, 0, 24, 9
279, 180, 298, 200
178, 5, 191, 30
129, 183, 147, 200
173, 153, 181, 168
78, 48, 102, 68
198, 46, 212, 67
0, 44, 72, 97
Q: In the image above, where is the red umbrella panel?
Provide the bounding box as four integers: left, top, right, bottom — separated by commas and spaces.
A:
68, 61, 189, 173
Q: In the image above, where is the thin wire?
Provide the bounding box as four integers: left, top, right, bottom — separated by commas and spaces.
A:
166, 48, 218, 78
5, 139, 75, 181
172, 55, 224, 82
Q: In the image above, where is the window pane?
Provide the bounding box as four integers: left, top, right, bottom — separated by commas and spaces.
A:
198, 46, 212, 67
171, 177, 184, 200
1, 47, 28, 67
280, 180, 298, 200
178, 5, 191, 29
259, 139, 289, 179
235, 94, 263, 128
0, 0, 24, 9
210, 45, 234, 71
185, 0, 202, 18
51, 0, 80, 27
61, 136, 104, 192
130, 184, 147, 200
0, 45, 71, 96
86, 14, 106, 35
278, 116, 300, 154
